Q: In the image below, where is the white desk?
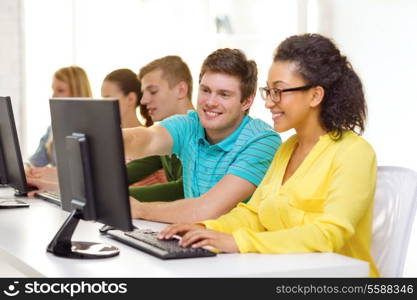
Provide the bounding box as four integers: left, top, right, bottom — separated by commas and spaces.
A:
0, 188, 369, 277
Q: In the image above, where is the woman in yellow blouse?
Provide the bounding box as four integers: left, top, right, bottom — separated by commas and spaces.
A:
159, 34, 378, 277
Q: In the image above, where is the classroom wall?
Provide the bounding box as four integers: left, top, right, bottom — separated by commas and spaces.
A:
0, 0, 26, 150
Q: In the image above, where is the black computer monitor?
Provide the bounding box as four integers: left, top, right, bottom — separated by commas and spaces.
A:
48, 98, 133, 259
0, 96, 32, 208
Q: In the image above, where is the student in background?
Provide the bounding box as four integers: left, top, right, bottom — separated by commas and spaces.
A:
101, 68, 166, 186
126, 56, 195, 202
27, 68, 166, 192
160, 34, 379, 277
101, 68, 153, 128
28, 65, 92, 167
123, 48, 281, 224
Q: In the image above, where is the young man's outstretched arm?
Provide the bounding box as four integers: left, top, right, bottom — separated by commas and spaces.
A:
130, 174, 255, 223
123, 125, 173, 159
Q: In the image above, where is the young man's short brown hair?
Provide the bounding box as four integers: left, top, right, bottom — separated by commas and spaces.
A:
199, 48, 258, 102
139, 56, 193, 100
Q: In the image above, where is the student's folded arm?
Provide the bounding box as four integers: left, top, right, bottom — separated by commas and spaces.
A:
123, 125, 173, 160
129, 178, 184, 202
138, 174, 257, 224
230, 141, 377, 254
126, 156, 163, 184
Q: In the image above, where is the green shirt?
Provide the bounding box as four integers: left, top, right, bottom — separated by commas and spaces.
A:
127, 155, 183, 202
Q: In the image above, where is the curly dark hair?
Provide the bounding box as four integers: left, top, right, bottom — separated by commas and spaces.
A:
104, 68, 153, 127
273, 33, 366, 139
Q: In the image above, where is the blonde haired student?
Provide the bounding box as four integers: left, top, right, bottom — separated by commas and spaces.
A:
29, 65, 92, 167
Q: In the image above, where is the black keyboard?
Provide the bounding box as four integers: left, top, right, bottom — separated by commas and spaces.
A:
106, 228, 217, 259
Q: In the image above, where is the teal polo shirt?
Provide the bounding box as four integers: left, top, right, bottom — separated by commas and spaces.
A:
160, 110, 281, 199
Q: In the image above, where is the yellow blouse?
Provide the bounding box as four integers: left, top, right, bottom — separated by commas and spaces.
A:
203, 131, 379, 277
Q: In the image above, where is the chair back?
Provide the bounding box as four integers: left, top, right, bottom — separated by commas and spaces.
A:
372, 166, 417, 277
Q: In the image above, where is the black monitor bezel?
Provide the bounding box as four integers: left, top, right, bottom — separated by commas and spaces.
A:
50, 98, 133, 232
0, 96, 32, 194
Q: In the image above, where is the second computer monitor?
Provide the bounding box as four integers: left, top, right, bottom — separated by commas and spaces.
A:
0, 96, 32, 196
50, 98, 133, 232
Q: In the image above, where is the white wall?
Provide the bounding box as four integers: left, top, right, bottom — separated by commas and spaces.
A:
0, 0, 26, 149
23, 0, 75, 158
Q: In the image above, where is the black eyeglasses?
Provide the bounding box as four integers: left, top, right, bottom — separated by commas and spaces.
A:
259, 85, 315, 103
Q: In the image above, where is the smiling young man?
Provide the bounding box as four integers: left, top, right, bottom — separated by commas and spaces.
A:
123, 48, 281, 223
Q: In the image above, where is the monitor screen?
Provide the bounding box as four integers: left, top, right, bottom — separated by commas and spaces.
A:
50, 98, 133, 231
0, 96, 32, 195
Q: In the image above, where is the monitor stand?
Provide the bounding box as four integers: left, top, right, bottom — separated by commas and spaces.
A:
47, 209, 119, 259
0, 198, 29, 208
0, 188, 30, 208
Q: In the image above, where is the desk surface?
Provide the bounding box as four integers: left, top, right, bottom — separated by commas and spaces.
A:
0, 188, 369, 277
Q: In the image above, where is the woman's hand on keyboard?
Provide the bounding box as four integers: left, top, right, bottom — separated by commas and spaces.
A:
180, 229, 238, 253
158, 223, 205, 240
159, 223, 239, 253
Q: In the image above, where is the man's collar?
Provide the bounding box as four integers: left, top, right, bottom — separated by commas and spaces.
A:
197, 115, 250, 152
